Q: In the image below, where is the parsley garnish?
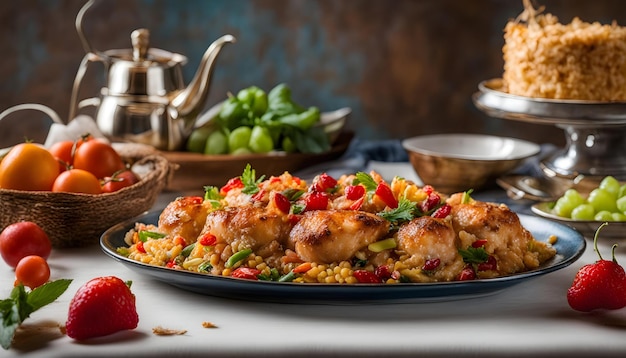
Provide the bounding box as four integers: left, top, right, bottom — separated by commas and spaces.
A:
378, 197, 417, 223
354, 172, 377, 192
241, 164, 265, 195
459, 246, 489, 264
203, 185, 224, 209
461, 189, 474, 204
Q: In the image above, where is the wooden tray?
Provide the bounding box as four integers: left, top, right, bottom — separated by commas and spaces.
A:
162, 131, 354, 193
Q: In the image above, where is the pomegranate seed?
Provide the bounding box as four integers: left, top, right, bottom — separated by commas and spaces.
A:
354, 270, 382, 283
313, 173, 337, 192
477, 256, 497, 271
472, 239, 488, 248
431, 204, 451, 218
420, 192, 441, 213
458, 265, 476, 281
305, 191, 329, 211
422, 258, 441, 271
374, 265, 392, 280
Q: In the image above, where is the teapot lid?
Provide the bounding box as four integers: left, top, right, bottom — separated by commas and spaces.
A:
104, 28, 187, 96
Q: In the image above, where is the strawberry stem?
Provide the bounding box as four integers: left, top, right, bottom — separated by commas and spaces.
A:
593, 222, 608, 261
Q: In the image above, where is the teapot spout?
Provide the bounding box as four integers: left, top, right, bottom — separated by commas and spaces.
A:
172, 34, 236, 124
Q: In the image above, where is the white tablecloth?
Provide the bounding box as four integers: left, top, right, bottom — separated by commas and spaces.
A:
2, 163, 626, 357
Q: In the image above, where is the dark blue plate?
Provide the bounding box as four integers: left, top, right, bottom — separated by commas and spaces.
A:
100, 211, 585, 304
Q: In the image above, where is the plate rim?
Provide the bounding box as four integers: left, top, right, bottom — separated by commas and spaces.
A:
100, 211, 585, 303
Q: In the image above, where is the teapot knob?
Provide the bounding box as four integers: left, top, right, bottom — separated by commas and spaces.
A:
131, 28, 150, 62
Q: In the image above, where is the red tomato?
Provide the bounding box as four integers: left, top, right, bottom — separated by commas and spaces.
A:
101, 170, 140, 193
14, 255, 50, 289
48, 140, 75, 172
0, 143, 59, 191
73, 139, 125, 179
231, 267, 261, 280
345, 185, 365, 200
52, 169, 102, 194
374, 182, 398, 209
0, 221, 52, 268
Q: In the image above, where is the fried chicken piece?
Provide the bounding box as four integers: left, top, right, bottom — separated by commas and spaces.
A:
397, 216, 460, 267
203, 206, 293, 250
289, 210, 390, 264
158, 197, 211, 245
447, 193, 545, 274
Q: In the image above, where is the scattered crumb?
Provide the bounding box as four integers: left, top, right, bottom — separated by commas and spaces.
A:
152, 326, 187, 336
202, 321, 218, 328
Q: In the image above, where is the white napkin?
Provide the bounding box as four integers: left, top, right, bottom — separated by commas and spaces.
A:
44, 115, 108, 148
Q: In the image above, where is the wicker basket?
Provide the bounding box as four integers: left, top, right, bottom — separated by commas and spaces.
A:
0, 145, 174, 248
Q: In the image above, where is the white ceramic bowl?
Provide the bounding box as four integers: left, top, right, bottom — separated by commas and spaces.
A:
402, 134, 540, 194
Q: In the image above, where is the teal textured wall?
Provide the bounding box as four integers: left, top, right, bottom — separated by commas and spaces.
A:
1, 0, 625, 147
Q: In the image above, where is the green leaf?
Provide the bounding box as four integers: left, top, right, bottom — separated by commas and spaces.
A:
138, 230, 166, 242
459, 246, 489, 264
1, 280, 72, 350
27, 279, 72, 311
203, 186, 224, 209
354, 172, 378, 192
378, 197, 417, 223
241, 164, 265, 195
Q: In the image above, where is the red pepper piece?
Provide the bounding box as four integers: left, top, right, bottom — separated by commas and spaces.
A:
305, 191, 329, 211
136, 241, 146, 254
231, 267, 261, 280
345, 185, 365, 200
349, 196, 365, 211
313, 173, 338, 192
199, 233, 217, 247
220, 177, 244, 195
273, 192, 291, 214
374, 182, 398, 209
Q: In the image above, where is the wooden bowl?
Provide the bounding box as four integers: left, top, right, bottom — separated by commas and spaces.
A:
162, 131, 354, 193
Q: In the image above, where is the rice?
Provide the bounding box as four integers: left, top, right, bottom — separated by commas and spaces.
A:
502, 1, 626, 101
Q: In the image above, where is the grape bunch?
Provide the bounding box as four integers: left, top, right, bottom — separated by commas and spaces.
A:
552, 176, 626, 221
186, 83, 329, 155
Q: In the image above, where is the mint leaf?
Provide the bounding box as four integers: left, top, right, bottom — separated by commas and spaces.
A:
1, 279, 72, 350
27, 279, 72, 311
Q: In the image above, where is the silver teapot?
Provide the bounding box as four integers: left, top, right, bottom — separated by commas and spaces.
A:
69, 0, 235, 151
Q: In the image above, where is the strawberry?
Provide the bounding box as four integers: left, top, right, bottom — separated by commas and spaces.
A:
65, 276, 139, 340
567, 223, 626, 312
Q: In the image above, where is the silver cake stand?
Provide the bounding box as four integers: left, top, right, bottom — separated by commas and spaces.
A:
473, 78, 626, 181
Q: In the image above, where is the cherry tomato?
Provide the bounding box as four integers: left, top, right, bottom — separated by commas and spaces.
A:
273, 192, 291, 214
48, 140, 75, 172
313, 173, 337, 192
345, 185, 365, 200
14, 255, 50, 289
0, 221, 51, 268
73, 139, 125, 179
52, 169, 102, 194
0, 143, 59, 191
101, 170, 140, 193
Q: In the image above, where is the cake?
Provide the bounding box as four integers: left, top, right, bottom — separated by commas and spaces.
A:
502, 0, 626, 101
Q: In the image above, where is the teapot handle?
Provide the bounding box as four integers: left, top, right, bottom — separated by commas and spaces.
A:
0, 104, 63, 125
68, 53, 101, 121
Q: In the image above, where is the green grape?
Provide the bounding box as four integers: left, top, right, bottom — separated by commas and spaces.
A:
599, 176, 620, 197
228, 126, 252, 153
563, 189, 585, 207
594, 210, 613, 221
619, 184, 626, 198
587, 188, 618, 213
230, 147, 252, 155
281, 137, 296, 153
571, 204, 595, 220
204, 130, 228, 155
248, 125, 274, 153
552, 196, 577, 218
186, 127, 212, 153
612, 212, 626, 221
617, 195, 626, 213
